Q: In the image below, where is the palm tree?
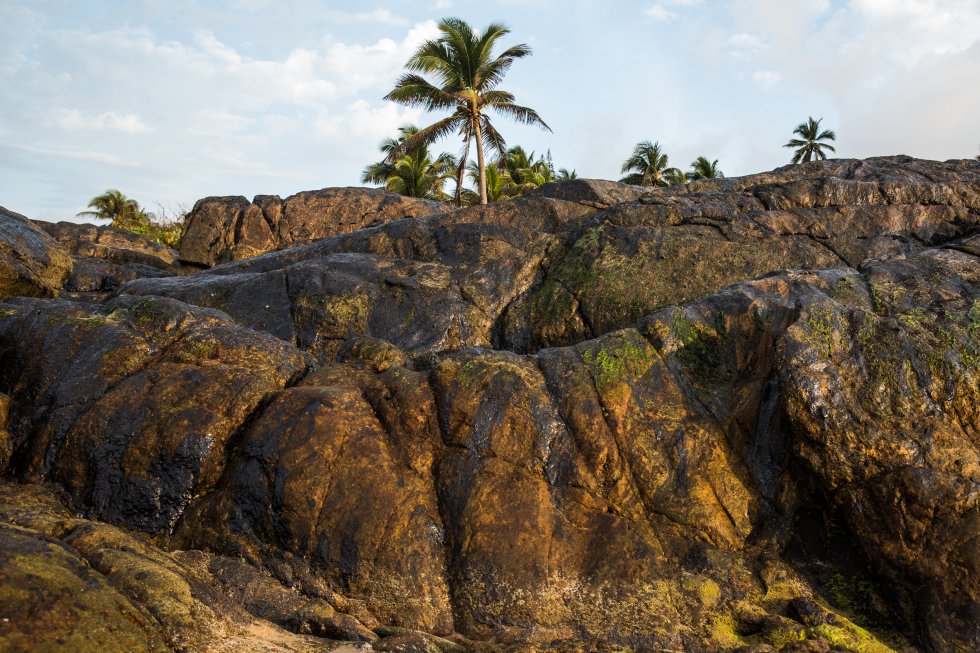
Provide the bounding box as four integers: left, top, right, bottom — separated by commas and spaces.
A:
686, 157, 724, 181
462, 161, 513, 204
784, 117, 836, 164
383, 18, 550, 205
557, 168, 578, 180
362, 125, 457, 199
383, 151, 457, 200
666, 169, 689, 187
497, 145, 555, 193
77, 189, 150, 231
619, 141, 682, 187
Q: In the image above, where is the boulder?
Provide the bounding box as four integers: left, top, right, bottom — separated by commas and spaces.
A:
0, 206, 72, 300
178, 187, 444, 266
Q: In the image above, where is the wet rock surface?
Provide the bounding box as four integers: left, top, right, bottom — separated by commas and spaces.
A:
0, 206, 72, 300
0, 156, 978, 651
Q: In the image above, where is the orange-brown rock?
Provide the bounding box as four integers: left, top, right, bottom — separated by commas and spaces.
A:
0, 156, 978, 651
178, 187, 444, 266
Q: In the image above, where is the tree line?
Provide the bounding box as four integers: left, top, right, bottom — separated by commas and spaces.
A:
80, 17, 978, 242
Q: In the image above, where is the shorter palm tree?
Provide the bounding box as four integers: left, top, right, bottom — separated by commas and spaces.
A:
77, 189, 151, 231
497, 146, 556, 193
784, 117, 836, 164
462, 161, 514, 204
620, 141, 682, 187
667, 169, 688, 187
384, 151, 457, 200
557, 168, 578, 180
362, 125, 457, 200
686, 157, 724, 181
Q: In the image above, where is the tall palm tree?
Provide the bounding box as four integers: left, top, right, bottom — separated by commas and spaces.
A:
362, 125, 457, 199
384, 18, 550, 205
77, 189, 150, 231
619, 141, 682, 187
784, 117, 837, 164
686, 156, 724, 181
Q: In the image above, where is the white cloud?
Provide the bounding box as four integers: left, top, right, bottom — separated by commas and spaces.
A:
644, 5, 676, 20
644, 0, 703, 21
54, 110, 149, 134
752, 70, 781, 90
728, 32, 768, 57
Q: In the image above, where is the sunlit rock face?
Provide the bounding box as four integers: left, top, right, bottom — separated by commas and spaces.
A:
1, 156, 978, 652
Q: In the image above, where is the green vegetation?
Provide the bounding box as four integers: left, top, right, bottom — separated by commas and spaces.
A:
803, 305, 839, 358
673, 312, 727, 382
619, 140, 683, 187
580, 337, 653, 391
785, 116, 837, 164
686, 156, 724, 181
459, 146, 561, 203
361, 124, 457, 200
77, 189, 184, 249
383, 17, 550, 205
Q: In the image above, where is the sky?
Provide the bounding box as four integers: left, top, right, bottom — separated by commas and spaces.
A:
2, 0, 979, 222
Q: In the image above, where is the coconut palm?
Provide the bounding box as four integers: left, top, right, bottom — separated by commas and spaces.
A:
619, 141, 682, 187
784, 117, 836, 164
497, 145, 555, 192
362, 125, 457, 199
383, 18, 550, 205
666, 169, 689, 187
462, 161, 513, 204
686, 157, 724, 181
383, 151, 457, 200
557, 168, 578, 180
77, 189, 150, 231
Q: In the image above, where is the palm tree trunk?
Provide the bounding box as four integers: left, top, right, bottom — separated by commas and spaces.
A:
473, 116, 488, 205
454, 135, 471, 207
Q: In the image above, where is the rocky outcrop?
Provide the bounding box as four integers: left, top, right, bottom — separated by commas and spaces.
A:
34, 221, 185, 292
0, 156, 978, 651
179, 187, 444, 266
0, 206, 72, 300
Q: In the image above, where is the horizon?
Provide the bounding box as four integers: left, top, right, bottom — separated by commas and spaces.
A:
2, 0, 979, 222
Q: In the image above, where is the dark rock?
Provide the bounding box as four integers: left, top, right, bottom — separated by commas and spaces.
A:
0, 482, 369, 652
525, 177, 649, 208
34, 221, 180, 270
179, 187, 444, 266
1, 157, 978, 651
0, 206, 72, 300
31, 221, 186, 292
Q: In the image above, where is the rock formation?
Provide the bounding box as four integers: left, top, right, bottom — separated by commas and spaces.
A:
178, 188, 444, 267
0, 156, 978, 652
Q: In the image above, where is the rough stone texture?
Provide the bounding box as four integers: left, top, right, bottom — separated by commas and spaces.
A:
0, 157, 979, 652
0, 206, 72, 300
35, 221, 180, 269
33, 221, 185, 293
525, 177, 650, 208
0, 482, 377, 652
179, 188, 444, 266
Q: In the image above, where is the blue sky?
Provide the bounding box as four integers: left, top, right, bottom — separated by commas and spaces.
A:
2, 0, 979, 221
